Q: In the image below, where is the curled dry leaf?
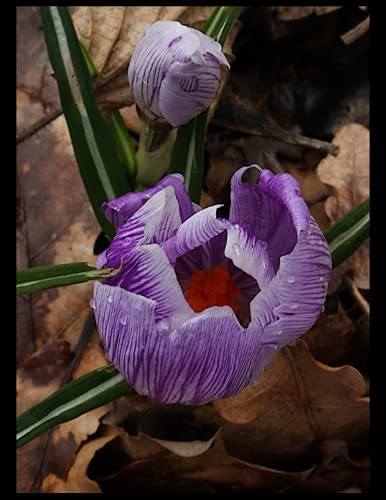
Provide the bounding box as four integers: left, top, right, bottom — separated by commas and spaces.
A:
138, 428, 221, 458
213, 340, 369, 468
317, 123, 369, 289
41, 425, 127, 493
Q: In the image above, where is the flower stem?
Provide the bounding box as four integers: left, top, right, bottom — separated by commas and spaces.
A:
136, 120, 177, 187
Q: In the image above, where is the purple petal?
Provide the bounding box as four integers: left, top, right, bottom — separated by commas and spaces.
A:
230, 165, 309, 271
94, 280, 263, 404
103, 244, 193, 321
159, 59, 222, 127
105, 186, 181, 269
223, 221, 275, 290
102, 173, 194, 229
162, 204, 226, 265
248, 216, 332, 357
128, 20, 228, 126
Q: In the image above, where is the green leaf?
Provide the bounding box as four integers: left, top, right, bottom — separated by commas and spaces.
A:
16, 262, 120, 295
168, 110, 207, 203
17, 365, 130, 448
108, 111, 138, 183
326, 199, 370, 269
40, 6, 131, 239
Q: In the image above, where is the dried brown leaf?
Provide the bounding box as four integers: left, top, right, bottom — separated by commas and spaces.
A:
16, 339, 73, 415
72, 6, 92, 50
317, 123, 369, 289
90, 8, 126, 77
41, 425, 126, 493
284, 163, 331, 206
303, 302, 354, 365
139, 428, 221, 458
212, 340, 369, 468
96, 444, 313, 493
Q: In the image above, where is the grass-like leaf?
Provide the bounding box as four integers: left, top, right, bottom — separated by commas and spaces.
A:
16, 365, 130, 448
40, 6, 131, 239
326, 198, 369, 268
16, 262, 121, 295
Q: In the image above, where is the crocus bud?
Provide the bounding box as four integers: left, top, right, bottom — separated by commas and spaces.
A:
128, 20, 230, 128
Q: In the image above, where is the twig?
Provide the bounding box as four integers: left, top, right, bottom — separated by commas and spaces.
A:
344, 276, 370, 318
17, 106, 63, 145
341, 16, 370, 45
212, 93, 340, 157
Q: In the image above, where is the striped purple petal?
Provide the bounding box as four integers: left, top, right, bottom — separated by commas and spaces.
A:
94, 282, 262, 405
249, 216, 332, 357
230, 165, 309, 271
103, 244, 193, 322
104, 186, 181, 269
128, 20, 229, 127
102, 173, 193, 229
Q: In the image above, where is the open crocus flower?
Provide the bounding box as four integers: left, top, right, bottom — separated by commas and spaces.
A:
128, 20, 230, 127
93, 166, 332, 405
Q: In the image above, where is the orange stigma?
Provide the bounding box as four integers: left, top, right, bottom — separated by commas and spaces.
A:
184, 265, 240, 314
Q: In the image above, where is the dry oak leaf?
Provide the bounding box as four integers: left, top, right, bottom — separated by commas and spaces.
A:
317, 123, 369, 290
213, 340, 369, 467
94, 438, 314, 493
41, 425, 127, 493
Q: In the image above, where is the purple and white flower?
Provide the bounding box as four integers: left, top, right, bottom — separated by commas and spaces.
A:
128, 20, 230, 127
93, 166, 332, 405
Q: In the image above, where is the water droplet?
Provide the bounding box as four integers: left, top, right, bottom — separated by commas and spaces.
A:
286, 276, 296, 284
289, 303, 298, 310
319, 276, 324, 281
119, 315, 127, 326
107, 295, 113, 304
232, 243, 240, 256
157, 319, 170, 333
89, 298, 96, 309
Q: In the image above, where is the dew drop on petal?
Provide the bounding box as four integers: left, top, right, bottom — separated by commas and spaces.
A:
119, 315, 127, 326
89, 298, 96, 309
232, 243, 241, 256
289, 303, 299, 310
107, 295, 113, 304
286, 276, 296, 284
157, 319, 170, 333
